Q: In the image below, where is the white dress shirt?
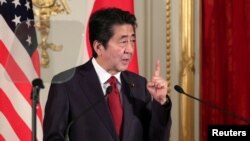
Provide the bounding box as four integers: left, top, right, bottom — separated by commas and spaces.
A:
91, 58, 122, 98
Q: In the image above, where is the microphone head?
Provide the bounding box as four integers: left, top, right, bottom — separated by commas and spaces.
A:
106, 86, 113, 95
174, 85, 185, 94
32, 78, 44, 88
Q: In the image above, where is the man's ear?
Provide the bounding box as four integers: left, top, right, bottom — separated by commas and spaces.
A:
93, 41, 104, 55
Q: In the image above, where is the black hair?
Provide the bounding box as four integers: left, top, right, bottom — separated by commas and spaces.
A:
89, 7, 137, 58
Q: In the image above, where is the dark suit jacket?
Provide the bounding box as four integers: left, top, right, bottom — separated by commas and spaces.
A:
43, 60, 172, 141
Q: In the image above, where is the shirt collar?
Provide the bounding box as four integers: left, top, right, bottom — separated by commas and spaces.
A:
92, 58, 121, 84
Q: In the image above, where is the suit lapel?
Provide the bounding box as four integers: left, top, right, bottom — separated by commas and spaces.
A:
78, 60, 118, 141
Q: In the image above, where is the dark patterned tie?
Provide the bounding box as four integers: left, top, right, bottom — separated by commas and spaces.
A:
107, 76, 123, 137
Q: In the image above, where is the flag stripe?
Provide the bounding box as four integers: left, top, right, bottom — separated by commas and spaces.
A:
0, 15, 42, 121
0, 134, 5, 141
0, 16, 38, 81
0, 65, 43, 141
0, 42, 43, 122
0, 113, 19, 141
0, 41, 31, 98
0, 1, 42, 140
31, 51, 40, 76
0, 90, 32, 140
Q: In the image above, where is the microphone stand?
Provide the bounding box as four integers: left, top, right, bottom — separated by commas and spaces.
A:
174, 85, 250, 124
31, 78, 44, 141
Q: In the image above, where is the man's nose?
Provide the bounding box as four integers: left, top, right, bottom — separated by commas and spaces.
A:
125, 41, 134, 53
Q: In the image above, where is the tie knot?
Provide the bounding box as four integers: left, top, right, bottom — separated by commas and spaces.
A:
107, 76, 117, 86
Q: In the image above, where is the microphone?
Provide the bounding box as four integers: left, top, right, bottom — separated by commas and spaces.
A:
32, 78, 45, 89
64, 86, 113, 141
31, 78, 45, 99
31, 78, 44, 141
105, 86, 113, 94
174, 85, 250, 124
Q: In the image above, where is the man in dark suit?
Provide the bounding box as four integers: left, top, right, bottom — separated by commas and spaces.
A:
43, 8, 172, 141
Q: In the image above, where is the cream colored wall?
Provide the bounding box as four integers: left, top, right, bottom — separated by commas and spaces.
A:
38, 0, 186, 141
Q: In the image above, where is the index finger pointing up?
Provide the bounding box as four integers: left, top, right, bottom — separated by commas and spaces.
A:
153, 60, 161, 77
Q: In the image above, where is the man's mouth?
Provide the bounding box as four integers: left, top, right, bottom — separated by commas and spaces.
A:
122, 58, 130, 64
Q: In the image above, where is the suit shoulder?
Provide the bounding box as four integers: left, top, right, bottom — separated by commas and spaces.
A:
51, 67, 77, 84
51, 60, 92, 84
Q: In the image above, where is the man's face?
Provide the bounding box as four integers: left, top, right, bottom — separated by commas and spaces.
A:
95, 24, 135, 75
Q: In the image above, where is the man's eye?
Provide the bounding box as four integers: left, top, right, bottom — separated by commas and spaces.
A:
120, 40, 128, 44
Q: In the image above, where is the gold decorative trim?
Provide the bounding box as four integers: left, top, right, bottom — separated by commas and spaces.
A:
32, 0, 70, 68
166, 0, 171, 94
179, 0, 195, 141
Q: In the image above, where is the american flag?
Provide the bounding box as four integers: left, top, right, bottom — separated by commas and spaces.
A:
0, 0, 43, 141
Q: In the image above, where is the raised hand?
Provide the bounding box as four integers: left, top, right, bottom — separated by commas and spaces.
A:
147, 60, 169, 105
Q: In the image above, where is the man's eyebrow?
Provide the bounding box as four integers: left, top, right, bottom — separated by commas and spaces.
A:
120, 34, 135, 39
120, 35, 129, 39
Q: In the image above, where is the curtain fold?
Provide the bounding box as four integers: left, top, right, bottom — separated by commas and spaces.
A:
201, 0, 250, 141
